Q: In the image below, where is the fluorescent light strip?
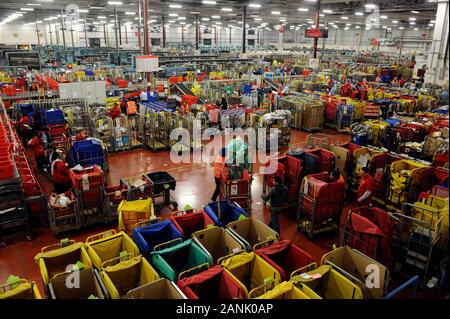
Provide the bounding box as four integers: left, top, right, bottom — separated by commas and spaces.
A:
249, 3, 261, 8
169, 4, 182, 9
202, 1, 216, 4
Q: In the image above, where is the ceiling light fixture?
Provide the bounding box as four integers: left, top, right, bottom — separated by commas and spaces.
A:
355, 12, 363, 16
77, 9, 89, 13
107, 1, 123, 5
323, 9, 332, 14
20, 8, 34, 11
271, 11, 281, 15
169, 4, 182, 8
298, 8, 309, 12
221, 8, 233, 12
249, 3, 261, 8
202, 1, 216, 5
411, 10, 420, 14
341, 16, 349, 20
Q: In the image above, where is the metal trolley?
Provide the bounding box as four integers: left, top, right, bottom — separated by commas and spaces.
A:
392, 203, 443, 285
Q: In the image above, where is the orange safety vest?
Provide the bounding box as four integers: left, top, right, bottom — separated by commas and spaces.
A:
127, 101, 137, 115
214, 156, 228, 178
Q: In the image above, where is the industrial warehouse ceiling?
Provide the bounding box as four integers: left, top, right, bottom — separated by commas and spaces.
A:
0, 0, 439, 30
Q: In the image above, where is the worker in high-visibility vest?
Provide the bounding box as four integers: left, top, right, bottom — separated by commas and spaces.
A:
211, 148, 228, 202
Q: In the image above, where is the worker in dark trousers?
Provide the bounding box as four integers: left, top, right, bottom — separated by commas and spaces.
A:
27, 131, 46, 173
261, 176, 288, 236
211, 148, 227, 202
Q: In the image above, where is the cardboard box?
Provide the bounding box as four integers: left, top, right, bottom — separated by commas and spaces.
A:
126, 278, 186, 299
321, 246, 389, 299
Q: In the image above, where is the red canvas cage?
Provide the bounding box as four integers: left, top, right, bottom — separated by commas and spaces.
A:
170, 210, 215, 239
177, 265, 245, 300
262, 155, 302, 205
255, 240, 315, 281
342, 207, 401, 268
298, 172, 345, 237
304, 147, 335, 173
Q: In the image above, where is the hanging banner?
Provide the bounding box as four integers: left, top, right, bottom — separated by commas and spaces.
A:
135, 55, 159, 72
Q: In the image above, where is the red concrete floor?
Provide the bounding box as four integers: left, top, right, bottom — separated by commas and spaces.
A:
0, 128, 442, 298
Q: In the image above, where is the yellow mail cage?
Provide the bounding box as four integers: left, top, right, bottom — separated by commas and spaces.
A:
99, 255, 159, 299
85, 229, 141, 269
290, 265, 363, 299
254, 281, 319, 299
0, 277, 41, 299
219, 251, 282, 298
118, 198, 154, 236
34, 240, 93, 289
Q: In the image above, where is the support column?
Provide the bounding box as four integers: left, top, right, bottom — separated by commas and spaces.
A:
229, 27, 232, 44
215, 27, 218, 44
114, 7, 120, 52
257, 28, 260, 44
398, 27, 405, 61
313, 0, 321, 58
195, 14, 199, 50
84, 13, 88, 47
119, 20, 122, 46
162, 16, 166, 48
425, 0, 449, 85
137, 1, 143, 53
60, 11, 66, 50
125, 23, 128, 45
55, 23, 60, 45
103, 24, 108, 46
70, 27, 75, 47
278, 25, 283, 51
48, 23, 53, 45
43, 23, 48, 45
242, 6, 247, 53
35, 21, 41, 46
143, 0, 150, 83
181, 26, 185, 43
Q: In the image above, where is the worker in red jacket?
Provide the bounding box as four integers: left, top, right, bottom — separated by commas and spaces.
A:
51, 153, 71, 194
109, 103, 121, 120
27, 131, 46, 172
358, 167, 373, 206
14, 113, 31, 145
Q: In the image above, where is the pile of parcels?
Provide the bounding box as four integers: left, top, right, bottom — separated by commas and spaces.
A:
278, 95, 324, 131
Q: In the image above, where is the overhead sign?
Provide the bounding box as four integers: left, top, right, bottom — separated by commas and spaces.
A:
135, 55, 159, 72
305, 28, 328, 38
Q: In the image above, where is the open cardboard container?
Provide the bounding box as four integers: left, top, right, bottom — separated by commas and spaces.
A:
48, 268, 106, 299
226, 217, 279, 251
321, 246, 390, 299
126, 278, 187, 299
192, 226, 245, 264
330, 145, 349, 179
